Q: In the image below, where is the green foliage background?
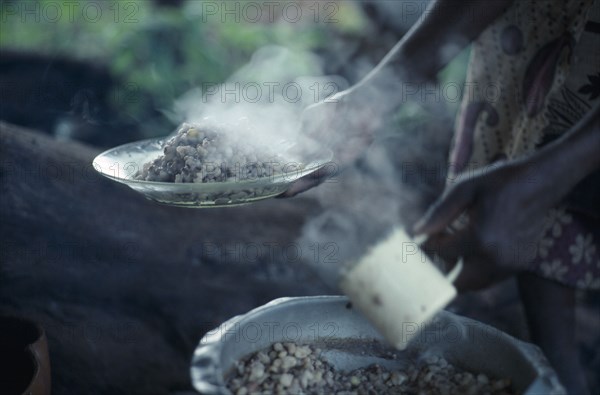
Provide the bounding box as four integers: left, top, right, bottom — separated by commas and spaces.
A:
1, 0, 468, 137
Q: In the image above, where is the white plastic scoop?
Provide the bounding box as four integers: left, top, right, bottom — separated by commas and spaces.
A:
340, 227, 462, 350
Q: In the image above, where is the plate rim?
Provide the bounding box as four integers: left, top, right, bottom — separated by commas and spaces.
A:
92, 137, 334, 189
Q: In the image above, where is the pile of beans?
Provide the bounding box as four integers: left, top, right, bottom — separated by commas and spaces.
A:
226, 342, 516, 395
136, 123, 283, 183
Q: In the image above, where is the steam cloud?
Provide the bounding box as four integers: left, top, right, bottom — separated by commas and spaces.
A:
170, 2, 452, 289
173, 45, 349, 162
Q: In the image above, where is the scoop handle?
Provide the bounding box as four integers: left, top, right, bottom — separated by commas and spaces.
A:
446, 259, 463, 283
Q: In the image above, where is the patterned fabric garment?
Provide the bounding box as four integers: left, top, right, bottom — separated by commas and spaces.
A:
450, 0, 600, 289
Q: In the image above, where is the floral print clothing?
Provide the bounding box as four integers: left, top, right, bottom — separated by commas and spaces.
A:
450, 0, 600, 289
537, 208, 600, 289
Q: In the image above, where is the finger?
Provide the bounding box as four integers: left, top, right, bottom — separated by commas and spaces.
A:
454, 259, 512, 292
424, 225, 515, 292
301, 102, 336, 140
423, 230, 479, 291
277, 176, 324, 198
454, 260, 490, 292
412, 180, 476, 236
334, 135, 373, 165
277, 163, 338, 198
423, 228, 473, 266
425, 230, 503, 292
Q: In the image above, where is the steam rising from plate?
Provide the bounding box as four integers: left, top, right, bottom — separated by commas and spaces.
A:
173, 45, 348, 163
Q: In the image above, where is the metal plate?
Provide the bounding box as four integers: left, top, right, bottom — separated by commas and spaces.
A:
191, 296, 565, 395
92, 138, 332, 207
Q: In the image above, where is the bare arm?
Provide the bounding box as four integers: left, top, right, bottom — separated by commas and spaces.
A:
412, 104, 600, 289
283, 0, 516, 197
415, 103, 600, 237
353, 0, 516, 112
533, 104, 600, 198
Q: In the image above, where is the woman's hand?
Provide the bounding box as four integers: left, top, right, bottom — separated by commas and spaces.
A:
413, 104, 599, 290
280, 88, 381, 197
413, 158, 566, 290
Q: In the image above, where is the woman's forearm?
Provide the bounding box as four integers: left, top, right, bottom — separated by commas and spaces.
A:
352, 0, 515, 113
531, 104, 600, 197
387, 0, 516, 82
